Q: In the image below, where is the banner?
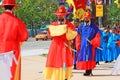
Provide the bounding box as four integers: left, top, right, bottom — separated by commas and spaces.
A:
73, 0, 87, 10
66, 0, 87, 20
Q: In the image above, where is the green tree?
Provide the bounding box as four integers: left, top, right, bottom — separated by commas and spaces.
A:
108, 2, 120, 26
15, 0, 59, 37
0, 0, 68, 37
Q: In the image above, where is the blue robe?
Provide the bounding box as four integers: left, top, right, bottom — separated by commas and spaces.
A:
76, 22, 100, 70
107, 33, 119, 61
95, 29, 104, 62
101, 31, 111, 61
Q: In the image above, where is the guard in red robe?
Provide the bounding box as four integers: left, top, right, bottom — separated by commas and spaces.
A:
0, 0, 28, 80
76, 10, 100, 76
43, 5, 77, 80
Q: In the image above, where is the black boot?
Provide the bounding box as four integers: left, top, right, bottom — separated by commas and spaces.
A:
96, 62, 100, 65
105, 61, 108, 63
73, 64, 77, 69
83, 70, 89, 76
83, 70, 93, 76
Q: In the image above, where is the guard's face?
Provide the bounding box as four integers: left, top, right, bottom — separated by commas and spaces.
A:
84, 18, 90, 24
85, 18, 90, 22
57, 15, 66, 24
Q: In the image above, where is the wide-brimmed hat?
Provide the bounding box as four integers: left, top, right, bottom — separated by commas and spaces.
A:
54, 6, 70, 16
0, 0, 20, 8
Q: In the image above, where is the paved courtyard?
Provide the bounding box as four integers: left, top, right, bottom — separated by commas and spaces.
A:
21, 38, 120, 80
21, 55, 120, 80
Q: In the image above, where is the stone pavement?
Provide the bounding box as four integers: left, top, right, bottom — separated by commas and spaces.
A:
22, 55, 120, 80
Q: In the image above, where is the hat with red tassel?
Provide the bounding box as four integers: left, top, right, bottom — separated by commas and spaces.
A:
54, 5, 70, 16
0, 0, 20, 8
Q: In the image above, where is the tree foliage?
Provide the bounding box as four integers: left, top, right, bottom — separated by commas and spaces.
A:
0, 0, 120, 28
0, 0, 60, 36
107, 2, 120, 25
0, 0, 59, 29
15, 0, 59, 29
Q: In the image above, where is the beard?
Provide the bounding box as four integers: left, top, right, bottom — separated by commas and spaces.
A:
85, 20, 90, 26
58, 18, 65, 25
85, 20, 89, 23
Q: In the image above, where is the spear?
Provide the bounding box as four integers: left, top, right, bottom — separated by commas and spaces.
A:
86, 38, 103, 50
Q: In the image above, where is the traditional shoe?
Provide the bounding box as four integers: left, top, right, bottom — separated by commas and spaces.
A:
83, 73, 89, 76
90, 73, 93, 76
73, 67, 77, 69
83, 73, 93, 76
73, 64, 77, 69
96, 62, 100, 65
105, 61, 108, 63
73, 66, 77, 69
83, 70, 93, 76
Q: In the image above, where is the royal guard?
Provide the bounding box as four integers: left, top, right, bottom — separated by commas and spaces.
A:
76, 10, 101, 76
43, 5, 77, 80
0, 0, 28, 80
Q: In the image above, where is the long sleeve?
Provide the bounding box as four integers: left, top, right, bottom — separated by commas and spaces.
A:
91, 32, 101, 48
17, 19, 28, 42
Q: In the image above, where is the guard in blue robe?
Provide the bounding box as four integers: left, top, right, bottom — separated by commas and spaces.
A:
76, 10, 100, 76
101, 27, 111, 62
107, 27, 120, 61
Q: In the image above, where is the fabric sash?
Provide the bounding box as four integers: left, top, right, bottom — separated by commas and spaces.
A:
0, 51, 18, 79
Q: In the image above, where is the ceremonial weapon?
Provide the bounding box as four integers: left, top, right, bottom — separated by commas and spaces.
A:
86, 38, 103, 50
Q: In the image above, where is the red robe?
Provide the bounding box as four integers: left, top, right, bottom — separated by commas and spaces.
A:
46, 21, 75, 68
75, 34, 81, 51
0, 11, 28, 80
